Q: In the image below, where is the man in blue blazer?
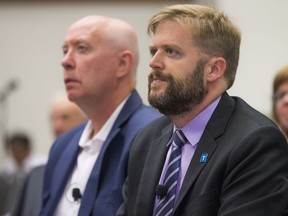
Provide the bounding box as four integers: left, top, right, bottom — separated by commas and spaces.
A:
40, 16, 160, 216
12, 93, 86, 216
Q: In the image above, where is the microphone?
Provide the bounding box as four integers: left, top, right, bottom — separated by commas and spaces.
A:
156, 185, 167, 199
7, 79, 18, 92
0, 79, 18, 103
72, 188, 82, 201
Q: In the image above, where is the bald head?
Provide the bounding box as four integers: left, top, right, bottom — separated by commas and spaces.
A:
68, 16, 139, 73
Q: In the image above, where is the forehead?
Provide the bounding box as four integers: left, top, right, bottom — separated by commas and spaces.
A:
277, 81, 288, 91
64, 20, 104, 44
152, 20, 193, 46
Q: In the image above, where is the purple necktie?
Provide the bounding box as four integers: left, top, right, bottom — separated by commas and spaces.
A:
154, 129, 187, 216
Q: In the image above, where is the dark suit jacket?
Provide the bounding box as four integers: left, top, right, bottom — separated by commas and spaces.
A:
0, 172, 26, 215
40, 90, 160, 216
12, 165, 45, 216
117, 92, 288, 216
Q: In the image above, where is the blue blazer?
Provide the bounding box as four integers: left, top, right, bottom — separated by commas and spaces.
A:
40, 90, 160, 216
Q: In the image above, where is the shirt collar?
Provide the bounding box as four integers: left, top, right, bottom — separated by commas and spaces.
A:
167, 96, 221, 147
79, 95, 130, 148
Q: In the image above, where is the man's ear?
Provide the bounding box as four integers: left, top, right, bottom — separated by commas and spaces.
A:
205, 57, 226, 82
117, 51, 132, 78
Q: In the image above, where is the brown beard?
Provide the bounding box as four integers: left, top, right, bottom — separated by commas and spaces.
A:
148, 59, 207, 116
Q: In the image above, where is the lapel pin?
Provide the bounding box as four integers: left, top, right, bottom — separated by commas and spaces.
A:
200, 153, 208, 163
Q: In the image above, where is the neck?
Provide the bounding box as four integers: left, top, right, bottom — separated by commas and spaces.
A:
170, 92, 223, 128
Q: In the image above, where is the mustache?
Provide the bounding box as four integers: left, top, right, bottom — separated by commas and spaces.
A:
148, 70, 170, 83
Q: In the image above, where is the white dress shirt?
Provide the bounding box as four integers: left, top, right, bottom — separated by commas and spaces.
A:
55, 97, 128, 216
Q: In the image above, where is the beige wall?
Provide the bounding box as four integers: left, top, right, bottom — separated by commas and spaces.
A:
1, 0, 287, 162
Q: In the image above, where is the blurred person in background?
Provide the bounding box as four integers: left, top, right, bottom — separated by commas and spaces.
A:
272, 64, 288, 140
12, 92, 87, 216
49, 91, 87, 138
40, 15, 160, 216
2, 133, 45, 175
0, 132, 46, 215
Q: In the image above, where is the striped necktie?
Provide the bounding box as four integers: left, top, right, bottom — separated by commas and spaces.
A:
154, 129, 187, 216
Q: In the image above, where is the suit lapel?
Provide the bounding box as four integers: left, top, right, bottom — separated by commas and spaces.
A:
175, 92, 235, 209
49, 132, 82, 211
79, 126, 121, 215
175, 130, 217, 209
79, 90, 143, 215
135, 124, 174, 215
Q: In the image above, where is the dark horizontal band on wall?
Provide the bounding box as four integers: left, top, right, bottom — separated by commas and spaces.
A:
0, 0, 190, 2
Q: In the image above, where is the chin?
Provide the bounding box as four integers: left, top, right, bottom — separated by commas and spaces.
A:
67, 93, 77, 102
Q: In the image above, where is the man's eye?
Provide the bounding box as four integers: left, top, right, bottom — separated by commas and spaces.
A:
62, 48, 68, 55
61, 114, 71, 121
77, 45, 88, 52
274, 91, 287, 102
166, 48, 177, 55
149, 48, 157, 56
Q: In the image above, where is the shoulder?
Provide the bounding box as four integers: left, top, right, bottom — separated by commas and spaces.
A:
216, 95, 288, 165
214, 93, 279, 137
230, 96, 279, 135
46, 122, 86, 164
29, 165, 46, 177
131, 115, 171, 145
131, 104, 161, 123
51, 122, 86, 149
205, 93, 287, 164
